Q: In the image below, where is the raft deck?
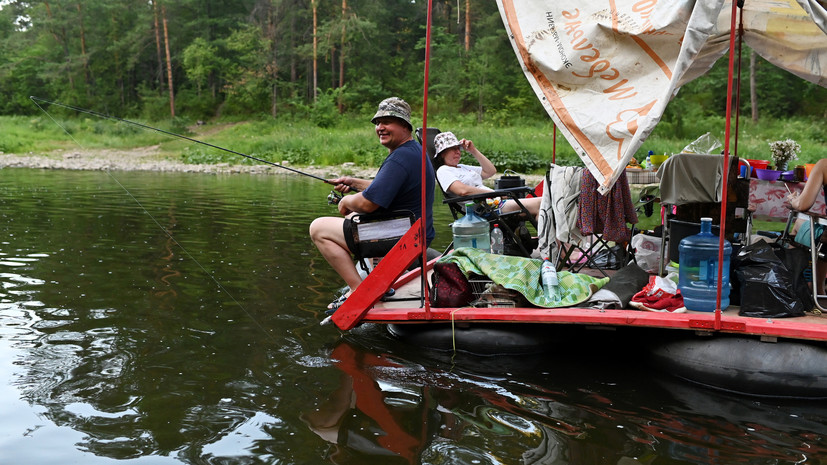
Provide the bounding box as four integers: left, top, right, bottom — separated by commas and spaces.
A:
363, 266, 827, 343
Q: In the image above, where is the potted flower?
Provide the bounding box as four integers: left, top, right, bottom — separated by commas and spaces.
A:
769, 138, 801, 171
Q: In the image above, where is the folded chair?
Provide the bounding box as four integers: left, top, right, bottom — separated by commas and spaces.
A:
537, 164, 637, 277
573, 168, 638, 273
415, 127, 538, 257
779, 208, 827, 313
345, 210, 416, 273
657, 154, 751, 275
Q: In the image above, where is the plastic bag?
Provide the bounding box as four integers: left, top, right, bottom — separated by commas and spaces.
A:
629, 273, 686, 312
631, 233, 662, 273
733, 241, 811, 318
591, 245, 627, 270
682, 132, 722, 154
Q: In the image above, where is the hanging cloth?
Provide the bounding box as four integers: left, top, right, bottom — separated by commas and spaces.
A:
577, 169, 638, 243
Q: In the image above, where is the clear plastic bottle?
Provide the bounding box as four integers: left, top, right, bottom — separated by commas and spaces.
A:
490, 224, 504, 254
541, 258, 559, 299
646, 150, 653, 171
678, 217, 731, 311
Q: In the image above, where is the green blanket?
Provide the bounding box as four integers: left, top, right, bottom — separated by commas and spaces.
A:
439, 248, 609, 308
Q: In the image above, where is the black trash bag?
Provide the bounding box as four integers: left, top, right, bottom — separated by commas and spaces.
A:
774, 245, 815, 312
733, 241, 811, 318
598, 262, 651, 308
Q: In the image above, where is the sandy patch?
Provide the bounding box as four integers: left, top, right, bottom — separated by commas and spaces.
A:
0, 148, 544, 186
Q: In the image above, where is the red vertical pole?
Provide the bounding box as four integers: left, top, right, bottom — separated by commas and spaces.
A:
716, 1, 740, 329
420, 0, 434, 317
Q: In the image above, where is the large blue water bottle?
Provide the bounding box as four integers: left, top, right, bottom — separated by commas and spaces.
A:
678, 217, 731, 312
452, 202, 491, 252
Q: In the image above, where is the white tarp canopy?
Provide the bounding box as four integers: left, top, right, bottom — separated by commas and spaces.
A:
497, 0, 827, 194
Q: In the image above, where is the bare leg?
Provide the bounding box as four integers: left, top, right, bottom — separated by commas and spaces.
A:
817, 260, 827, 296
502, 196, 542, 217
309, 217, 362, 297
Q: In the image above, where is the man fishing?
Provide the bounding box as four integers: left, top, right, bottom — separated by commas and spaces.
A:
309, 97, 435, 310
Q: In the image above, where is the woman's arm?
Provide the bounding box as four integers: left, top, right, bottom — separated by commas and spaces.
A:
446, 180, 494, 197
790, 159, 827, 211
461, 139, 497, 179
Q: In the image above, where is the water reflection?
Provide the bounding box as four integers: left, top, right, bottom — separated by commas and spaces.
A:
315, 329, 827, 464
0, 169, 825, 464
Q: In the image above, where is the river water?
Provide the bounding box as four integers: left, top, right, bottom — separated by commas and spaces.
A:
1, 168, 825, 464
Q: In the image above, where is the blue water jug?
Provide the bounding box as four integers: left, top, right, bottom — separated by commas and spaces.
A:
452, 202, 491, 252
678, 217, 731, 312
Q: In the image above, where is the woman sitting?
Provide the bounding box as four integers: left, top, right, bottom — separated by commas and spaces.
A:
432, 131, 542, 217
788, 159, 827, 295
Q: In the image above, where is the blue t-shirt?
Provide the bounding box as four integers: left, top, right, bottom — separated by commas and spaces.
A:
362, 139, 435, 244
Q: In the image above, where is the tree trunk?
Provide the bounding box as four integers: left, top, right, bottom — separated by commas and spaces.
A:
338, 0, 346, 113
750, 50, 758, 122
290, 3, 297, 89
312, 0, 318, 102
464, 0, 471, 51
77, 3, 92, 95
268, 1, 278, 118
111, 13, 125, 106
162, 4, 175, 117
152, 0, 165, 92
331, 46, 337, 89
44, 2, 75, 90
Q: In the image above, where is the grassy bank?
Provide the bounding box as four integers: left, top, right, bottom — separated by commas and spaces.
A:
2, 114, 825, 174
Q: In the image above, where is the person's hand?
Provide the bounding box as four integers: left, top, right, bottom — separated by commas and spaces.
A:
460, 138, 476, 152
787, 191, 802, 210
337, 195, 357, 216
329, 176, 354, 193
338, 201, 353, 216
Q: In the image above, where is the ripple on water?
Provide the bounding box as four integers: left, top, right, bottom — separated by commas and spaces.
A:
201, 411, 282, 460
42, 331, 90, 346
0, 306, 40, 338
64, 401, 140, 420
0, 273, 46, 286
422, 442, 500, 465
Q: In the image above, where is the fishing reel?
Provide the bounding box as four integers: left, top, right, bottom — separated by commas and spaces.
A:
327, 190, 343, 205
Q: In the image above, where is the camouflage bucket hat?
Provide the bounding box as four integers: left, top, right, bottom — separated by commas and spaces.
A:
371, 97, 412, 129
434, 131, 461, 157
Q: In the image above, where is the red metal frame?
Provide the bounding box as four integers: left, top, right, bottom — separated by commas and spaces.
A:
332, 218, 427, 330
356, 306, 827, 341
333, 2, 827, 343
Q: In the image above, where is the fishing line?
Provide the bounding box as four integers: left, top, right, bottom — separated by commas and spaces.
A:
31, 97, 280, 343
29, 96, 344, 188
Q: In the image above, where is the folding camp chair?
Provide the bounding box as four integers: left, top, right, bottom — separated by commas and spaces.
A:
657, 154, 751, 275
345, 209, 441, 278
538, 164, 637, 277
415, 127, 538, 257
778, 207, 827, 313
345, 210, 416, 273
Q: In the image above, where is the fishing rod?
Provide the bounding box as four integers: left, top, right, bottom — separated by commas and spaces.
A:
29, 96, 354, 201
30, 95, 287, 344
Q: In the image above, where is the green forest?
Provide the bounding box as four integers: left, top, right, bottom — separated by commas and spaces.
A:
1, 0, 825, 169
2, 0, 826, 120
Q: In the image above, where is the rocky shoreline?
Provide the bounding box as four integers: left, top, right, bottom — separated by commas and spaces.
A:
1, 148, 545, 186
